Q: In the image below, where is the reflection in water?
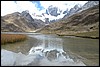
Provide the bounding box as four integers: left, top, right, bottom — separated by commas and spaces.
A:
28, 35, 85, 66
1, 34, 86, 66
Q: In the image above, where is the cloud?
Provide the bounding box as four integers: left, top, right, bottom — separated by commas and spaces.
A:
1, 1, 42, 16
40, 1, 88, 11
1, 1, 18, 16
32, 1, 44, 11
1, 1, 88, 21
1, 1, 87, 16
16, 1, 44, 15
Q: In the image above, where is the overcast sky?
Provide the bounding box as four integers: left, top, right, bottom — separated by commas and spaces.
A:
1, 1, 88, 21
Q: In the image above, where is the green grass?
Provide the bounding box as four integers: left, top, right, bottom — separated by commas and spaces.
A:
75, 31, 99, 39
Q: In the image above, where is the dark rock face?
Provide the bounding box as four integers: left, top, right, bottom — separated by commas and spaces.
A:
63, 4, 81, 19
67, 4, 81, 16
21, 10, 45, 29
33, 19, 45, 29
63, 9, 68, 14
46, 9, 49, 15
46, 5, 61, 17
21, 10, 34, 22
45, 18, 49, 24
82, 1, 99, 10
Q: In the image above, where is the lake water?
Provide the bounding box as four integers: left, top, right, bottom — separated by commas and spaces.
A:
1, 33, 99, 66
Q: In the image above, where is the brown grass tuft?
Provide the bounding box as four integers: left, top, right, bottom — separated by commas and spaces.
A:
1, 34, 27, 44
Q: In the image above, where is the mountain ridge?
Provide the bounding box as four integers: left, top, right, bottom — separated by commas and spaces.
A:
1, 11, 45, 32
1, 1, 99, 34
39, 4, 99, 38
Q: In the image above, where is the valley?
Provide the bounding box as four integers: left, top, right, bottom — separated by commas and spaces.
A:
1, 1, 99, 66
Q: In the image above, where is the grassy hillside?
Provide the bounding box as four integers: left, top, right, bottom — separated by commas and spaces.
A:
39, 5, 99, 39
75, 30, 99, 39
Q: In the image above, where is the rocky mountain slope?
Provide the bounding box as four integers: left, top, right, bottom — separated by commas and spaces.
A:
39, 5, 99, 38
1, 1, 99, 34
63, 1, 99, 19
1, 11, 45, 32
81, 1, 99, 10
